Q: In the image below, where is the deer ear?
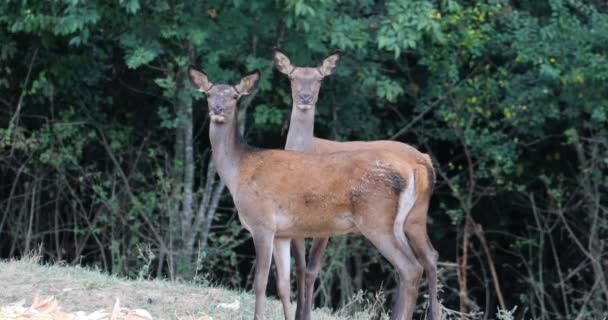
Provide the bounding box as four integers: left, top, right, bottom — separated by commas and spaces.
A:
235, 70, 260, 96
188, 67, 213, 92
273, 48, 294, 75
318, 51, 341, 76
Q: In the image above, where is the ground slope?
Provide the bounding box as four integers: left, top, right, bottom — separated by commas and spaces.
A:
0, 259, 343, 320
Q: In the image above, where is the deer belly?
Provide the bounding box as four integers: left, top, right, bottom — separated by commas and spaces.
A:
275, 211, 358, 238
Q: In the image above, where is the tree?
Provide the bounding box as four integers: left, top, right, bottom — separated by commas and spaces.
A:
1, 0, 606, 318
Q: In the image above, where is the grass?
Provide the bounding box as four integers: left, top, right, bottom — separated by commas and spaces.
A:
0, 256, 378, 320
0, 256, 502, 320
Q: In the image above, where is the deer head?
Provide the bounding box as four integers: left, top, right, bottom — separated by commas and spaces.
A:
188, 67, 260, 124
273, 49, 341, 110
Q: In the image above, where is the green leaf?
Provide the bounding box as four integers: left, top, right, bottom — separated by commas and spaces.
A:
125, 47, 161, 69
120, 0, 141, 14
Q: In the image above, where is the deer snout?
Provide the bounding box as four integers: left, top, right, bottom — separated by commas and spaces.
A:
212, 105, 224, 114
299, 93, 312, 104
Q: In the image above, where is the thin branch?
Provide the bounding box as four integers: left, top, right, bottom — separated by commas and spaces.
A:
470, 222, 506, 310
96, 126, 168, 253
389, 97, 443, 140
0, 96, 12, 109
8, 47, 39, 136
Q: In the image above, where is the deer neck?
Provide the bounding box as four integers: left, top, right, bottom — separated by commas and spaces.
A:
285, 103, 316, 152
208, 111, 247, 194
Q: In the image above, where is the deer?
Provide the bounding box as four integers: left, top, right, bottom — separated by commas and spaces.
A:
188, 66, 428, 320
272, 49, 440, 320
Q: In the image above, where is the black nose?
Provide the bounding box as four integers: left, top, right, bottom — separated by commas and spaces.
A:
299, 94, 312, 103
212, 105, 223, 114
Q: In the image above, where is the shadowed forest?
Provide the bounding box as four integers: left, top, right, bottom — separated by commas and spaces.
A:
1, 0, 607, 319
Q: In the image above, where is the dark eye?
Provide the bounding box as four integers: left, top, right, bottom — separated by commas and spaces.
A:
232, 94, 238, 99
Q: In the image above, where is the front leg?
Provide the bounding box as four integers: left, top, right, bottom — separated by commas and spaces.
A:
302, 237, 329, 320
252, 230, 275, 320
292, 238, 306, 320
273, 238, 294, 320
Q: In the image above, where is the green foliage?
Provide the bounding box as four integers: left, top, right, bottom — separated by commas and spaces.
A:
378, 0, 443, 57
1, 0, 607, 318
253, 104, 284, 128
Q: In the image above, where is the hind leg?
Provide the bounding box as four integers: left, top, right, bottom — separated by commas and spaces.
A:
406, 200, 440, 320
358, 223, 422, 320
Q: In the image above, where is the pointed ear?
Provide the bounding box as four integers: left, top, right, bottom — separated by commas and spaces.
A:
235, 70, 260, 96
273, 48, 294, 75
318, 51, 341, 76
188, 66, 213, 92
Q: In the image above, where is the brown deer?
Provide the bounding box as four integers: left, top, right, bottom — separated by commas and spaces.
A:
189, 66, 426, 320
273, 49, 440, 320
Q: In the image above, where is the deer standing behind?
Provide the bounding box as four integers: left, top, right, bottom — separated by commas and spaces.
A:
273, 49, 440, 320
189, 67, 426, 320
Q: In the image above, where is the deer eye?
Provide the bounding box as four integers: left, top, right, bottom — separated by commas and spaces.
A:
232, 94, 238, 99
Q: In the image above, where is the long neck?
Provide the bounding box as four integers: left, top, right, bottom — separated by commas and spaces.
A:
285, 103, 315, 152
209, 111, 247, 194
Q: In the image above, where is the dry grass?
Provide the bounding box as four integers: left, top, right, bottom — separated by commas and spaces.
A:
0, 257, 343, 320
0, 256, 494, 320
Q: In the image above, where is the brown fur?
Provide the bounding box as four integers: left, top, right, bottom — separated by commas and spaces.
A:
190, 66, 426, 320
273, 49, 440, 320
311, 138, 436, 224
300, 128, 440, 320
236, 148, 416, 238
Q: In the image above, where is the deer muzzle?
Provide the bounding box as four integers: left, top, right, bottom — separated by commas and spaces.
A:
209, 112, 226, 123
296, 104, 313, 111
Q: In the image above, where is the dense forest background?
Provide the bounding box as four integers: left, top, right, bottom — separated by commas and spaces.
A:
1, 0, 607, 319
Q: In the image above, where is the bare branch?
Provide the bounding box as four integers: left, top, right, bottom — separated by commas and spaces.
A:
389, 97, 443, 140
7, 47, 39, 137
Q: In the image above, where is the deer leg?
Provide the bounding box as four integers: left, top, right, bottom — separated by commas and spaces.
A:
405, 196, 440, 320
252, 230, 275, 320
273, 237, 294, 320
406, 225, 439, 320
360, 228, 422, 320
302, 237, 329, 320
292, 238, 306, 320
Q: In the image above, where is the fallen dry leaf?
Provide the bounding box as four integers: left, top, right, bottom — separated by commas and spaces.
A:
216, 298, 240, 311
0, 296, 156, 320
177, 315, 212, 320
122, 310, 152, 320
110, 299, 121, 320
30, 297, 61, 314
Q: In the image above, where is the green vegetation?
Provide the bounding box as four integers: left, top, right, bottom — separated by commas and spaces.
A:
1, 0, 606, 319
